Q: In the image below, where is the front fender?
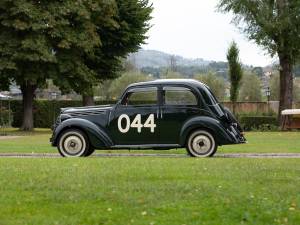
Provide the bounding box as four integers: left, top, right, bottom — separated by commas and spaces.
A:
51, 118, 113, 148
179, 116, 234, 146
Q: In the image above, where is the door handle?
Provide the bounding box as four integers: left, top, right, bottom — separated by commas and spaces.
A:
157, 109, 159, 119
160, 110, 163, 119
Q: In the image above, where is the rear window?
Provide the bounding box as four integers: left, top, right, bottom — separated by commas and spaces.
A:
163, 87, 198, 106
199, 87, 218, 105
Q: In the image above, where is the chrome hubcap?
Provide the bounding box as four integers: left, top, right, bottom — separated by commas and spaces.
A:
192, 135, 212, 154
64, 136, 83, 154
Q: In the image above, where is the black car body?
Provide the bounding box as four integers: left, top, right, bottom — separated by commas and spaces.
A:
51, 79, 246, 157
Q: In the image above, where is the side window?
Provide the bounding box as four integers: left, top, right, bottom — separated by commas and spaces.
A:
163, 87, 198, 106
122, 87, 157, 106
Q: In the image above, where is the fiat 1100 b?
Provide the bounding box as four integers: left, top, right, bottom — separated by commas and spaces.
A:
50, 79, 246, 157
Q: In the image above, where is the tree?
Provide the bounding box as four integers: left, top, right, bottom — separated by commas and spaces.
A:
73, 0, 153, 106
108, 72, 152, 100
239, 73, 262, 102
161, 70, 184, 79
226, 41, 243, 114
0, 0, 106, 130
270, 72, 300, 102
252, 67, 264, 77
218, 0, 300, 120
194, 72, 226, 101
169, 55, 178, 72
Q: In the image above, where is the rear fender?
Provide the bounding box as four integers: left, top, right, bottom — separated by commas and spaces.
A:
180, 116, 234, 146
52, 118, 113, 148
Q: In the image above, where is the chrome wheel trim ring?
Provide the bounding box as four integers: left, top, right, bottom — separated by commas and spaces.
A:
59, 132, 86, 157
188, 131, 215, 157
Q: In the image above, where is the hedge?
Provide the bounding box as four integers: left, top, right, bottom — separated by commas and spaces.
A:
0, 109, 13, 126
0, 100, 280, 129
239, 116, 278, 131
0, 100, 116, 128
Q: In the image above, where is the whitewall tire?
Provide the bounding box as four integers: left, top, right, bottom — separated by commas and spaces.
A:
58, 129, 90, 157
186, 130, 217, 157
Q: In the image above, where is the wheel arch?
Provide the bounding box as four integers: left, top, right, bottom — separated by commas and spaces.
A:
179, 116, 234, 146
52, 118, 113, 148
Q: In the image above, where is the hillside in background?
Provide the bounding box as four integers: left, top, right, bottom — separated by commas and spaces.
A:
128, 49, 211, 68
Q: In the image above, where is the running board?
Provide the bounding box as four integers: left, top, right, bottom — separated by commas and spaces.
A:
111, 144, 181, 150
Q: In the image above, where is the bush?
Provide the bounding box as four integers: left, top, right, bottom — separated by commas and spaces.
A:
0, 109, 13, 127
1, 100, 116, 128
239, 116, 278, 131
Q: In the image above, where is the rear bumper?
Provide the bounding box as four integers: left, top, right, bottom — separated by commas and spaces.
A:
227, 125, 247, 144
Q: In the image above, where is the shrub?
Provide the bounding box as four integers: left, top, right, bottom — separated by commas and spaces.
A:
0, 109, 13, 127
1, 100, 116, 128
239, 116, 278, 131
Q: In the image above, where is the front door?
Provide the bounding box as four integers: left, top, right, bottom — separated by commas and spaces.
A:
109, 86, 160, 145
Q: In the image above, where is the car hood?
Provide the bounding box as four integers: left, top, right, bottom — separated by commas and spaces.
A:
61, 105, 114, 116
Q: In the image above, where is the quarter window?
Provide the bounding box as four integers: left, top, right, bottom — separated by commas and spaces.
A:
163, 87, 198, 106
122, 87, 157, 106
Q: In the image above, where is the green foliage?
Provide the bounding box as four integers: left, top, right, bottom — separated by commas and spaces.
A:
0, 0, 105, 88
0, 0, 152, 128
239, 72, 262, 102
227, 41, 243, 104
57, 0, 153, 95
270, 72, 280, 101
270, 72, 300, 101
108, 72, 153, 99
0, 109, 12, 127
161, 70, 184, 79
1, 100, 116, 128
194, 72, 226, 101
218, 0, 300, 115
252, 67, 264, 77
218, 0, 300, 60
239, 116, 278, 131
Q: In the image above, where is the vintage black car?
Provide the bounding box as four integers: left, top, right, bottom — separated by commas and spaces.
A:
50, 79, 246, 157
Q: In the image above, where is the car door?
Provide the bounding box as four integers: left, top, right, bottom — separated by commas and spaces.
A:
109, 86, 160, 145
159, 86, 202, 144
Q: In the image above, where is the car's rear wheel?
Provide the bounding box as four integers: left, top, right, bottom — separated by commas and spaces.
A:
84, 147, 95, 157
186, 130, 217, 157
58, 129, 90, 157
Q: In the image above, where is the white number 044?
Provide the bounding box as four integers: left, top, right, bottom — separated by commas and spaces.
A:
118, 114, 156, 133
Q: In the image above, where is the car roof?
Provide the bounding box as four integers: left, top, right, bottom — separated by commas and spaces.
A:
127, 79, 209, 90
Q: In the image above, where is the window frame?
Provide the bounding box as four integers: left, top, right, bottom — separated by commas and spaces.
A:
120, 86, 159, 107
161, 85, 200, 107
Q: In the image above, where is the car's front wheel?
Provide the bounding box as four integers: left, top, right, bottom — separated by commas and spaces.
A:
58, 129, 90, 157
186, 130, 217, 157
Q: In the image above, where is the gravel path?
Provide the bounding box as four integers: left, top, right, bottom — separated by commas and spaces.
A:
0, 153, 299, 158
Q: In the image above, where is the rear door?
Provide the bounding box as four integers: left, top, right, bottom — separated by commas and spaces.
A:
109, 86, 160, 145
159, 86, 202, 144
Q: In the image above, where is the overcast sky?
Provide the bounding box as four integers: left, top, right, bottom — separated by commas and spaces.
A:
142, 0, 275, 67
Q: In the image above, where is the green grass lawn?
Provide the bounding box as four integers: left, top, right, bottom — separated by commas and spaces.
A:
0, 158, 299, 225
0, 128, 300, 154
0, 129, 299, 224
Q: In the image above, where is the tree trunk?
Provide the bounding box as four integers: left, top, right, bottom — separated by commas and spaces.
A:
20, 83, 37, 131
278, 54, 293, 124
232, 102, 236, 115
82, 95, 95, 106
